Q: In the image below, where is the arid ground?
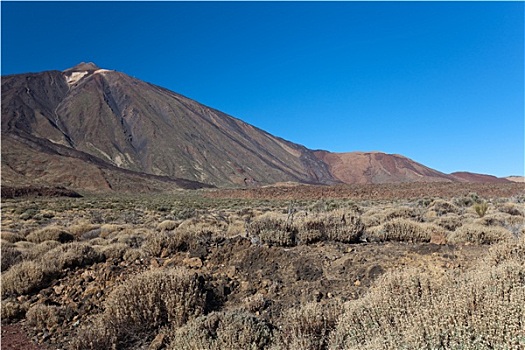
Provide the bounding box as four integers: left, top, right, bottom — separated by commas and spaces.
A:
1, 182, 524, 349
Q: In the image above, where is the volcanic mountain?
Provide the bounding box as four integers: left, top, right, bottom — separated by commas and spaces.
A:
1, 63, 508, 191
2, 63, 334, 189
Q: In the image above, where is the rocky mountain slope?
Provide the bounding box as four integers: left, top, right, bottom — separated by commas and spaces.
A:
1, 63, 511, 191
2, 132, 211, 192
2, 63, 334, 188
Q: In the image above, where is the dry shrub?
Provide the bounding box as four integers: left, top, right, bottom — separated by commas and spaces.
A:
157, 220, 179, 231
498, 202, 524, 216
247, 214, 297, 247
26, 303, 63, 330
448, 224, 514, 245
168, 311, 273, 350
14, 240, 35, 251
1, 299, 29, 323
0, 231, 23, 243
142, 231, 184, 257
434, 214, 463, 231
122, 248, 148, 262
1, 260, 55, 297
384, 206, 421, 221
504, 215, 525, 227
272, 302, 342, 350
22, 240, 61, 260
177, 214, 229, 236
1, 244, 22, 271
428, 199, 459, 216
475, 214, 507, 227
68, 221, 99, 237
367, 218, 442, 243
243, 292, 268, 313
100, 224, 129, 238
73, 268, 207, 349
226, 217, 246, 237
89, 237, 110, 246
69, 316, 117, 350
113, 232, 145, 248
99, 243, 130, 261
25, 226, 74, 244
484, 235, 525, 266
297, 211, 364, 244
144, 226, 214, 258
362, 206, 420, 228
329, 258, 525, 349
360, 213, 383, 228
41, 242, 105, 270
454, 192, 482, 207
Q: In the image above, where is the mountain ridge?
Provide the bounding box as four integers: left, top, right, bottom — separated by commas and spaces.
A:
1, 63, 513, 191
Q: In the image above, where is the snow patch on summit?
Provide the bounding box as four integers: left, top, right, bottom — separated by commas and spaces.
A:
65, 69, 112, 86
65, 71, 88, 86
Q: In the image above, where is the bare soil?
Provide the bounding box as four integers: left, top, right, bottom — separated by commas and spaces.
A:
1, 324, 47, 350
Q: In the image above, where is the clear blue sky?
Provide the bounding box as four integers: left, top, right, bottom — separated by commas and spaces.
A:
2, 1, 524, 177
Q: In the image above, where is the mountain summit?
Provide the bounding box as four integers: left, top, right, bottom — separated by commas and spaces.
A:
63, 62, 101, 72
1, 64, 508, 191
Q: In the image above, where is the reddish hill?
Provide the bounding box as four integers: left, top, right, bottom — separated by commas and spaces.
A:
451, 172, 511, 184
314, 151, 457, 184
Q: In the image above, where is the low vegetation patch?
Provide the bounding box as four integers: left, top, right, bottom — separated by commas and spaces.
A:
1, 188, 524, 350
72, 268, 208, 349
329, 253, 525, 349
168, 311, 274, 350
366, 218, 444, 243
247, 214, 297, 247
25, 226, 74, 244
297, 211, 364, 244
1, 260, 56, 298
447, 223, 514, 245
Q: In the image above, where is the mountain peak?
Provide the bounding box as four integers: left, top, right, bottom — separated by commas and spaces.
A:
63, 62, 100, 72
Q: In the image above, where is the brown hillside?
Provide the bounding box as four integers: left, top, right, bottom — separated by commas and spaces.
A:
315, 151, 456, 184
451, 172, 511, 183
1, 133, 211, 192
